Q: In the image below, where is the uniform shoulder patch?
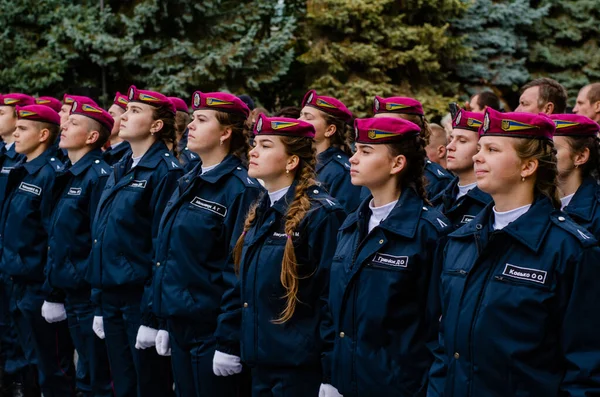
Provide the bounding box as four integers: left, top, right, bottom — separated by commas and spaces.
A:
332, 153, 351, 170
421, 205, 452, 234
48, 156, 65, 172
91, 159, 111, 177
551, 212, 597, 247
161, 153, 181, 171
231, 166, 261, 188
308, 187, 343, 211
426, 161, 452, 180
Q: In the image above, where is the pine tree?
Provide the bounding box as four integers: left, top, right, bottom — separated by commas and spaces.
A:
297, 0, 468, 117
452, 0, 549, 103
526, 0, 600, 104
113, 0, 301, 107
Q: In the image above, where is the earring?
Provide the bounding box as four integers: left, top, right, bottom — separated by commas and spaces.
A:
575, 164, 579, 169
220, 139, 224, 146
286, 169, 290, 174
521, 177, 525, 182
151, 132, 155, 136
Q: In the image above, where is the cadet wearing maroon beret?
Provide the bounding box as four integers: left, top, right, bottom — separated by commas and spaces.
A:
550, 113, 600, 239
299, 90, 362, 213
373, 95, 453, 199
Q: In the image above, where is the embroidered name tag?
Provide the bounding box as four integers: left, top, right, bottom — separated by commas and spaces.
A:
190, 197, 227, 217
129, 180, 147, 189
502, 264, 547, 284
68, 187, 82, 196
1, 167, 14, 174
19, 182, 42, 196
461, 215, 475, 224
372, 253, 408, 268
272, 231, 299, 239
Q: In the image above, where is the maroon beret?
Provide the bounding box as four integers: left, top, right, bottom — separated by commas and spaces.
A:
113, 92, 129, 111
128, 85, 176, 115
35, 97, 62, 113
480, 108, 554, 140
191, 91, 250, 118
63, 94, 98, 107
354, 117, 420, 144
373, 96, 424, 116
452, 109, 484, 132
549, 114, 600, 137
2, 93, 35, 107
253, 114, 315, 138
70, 101, 115, 132
301, 90, 353, 123
16, 105, 61, 125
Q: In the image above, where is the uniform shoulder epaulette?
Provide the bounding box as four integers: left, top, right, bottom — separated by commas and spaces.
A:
182, 147, 199, 161
228, 165, 259, 189
160, 152, 182, 171
426, 160, 452, 180
308, 186, 343, 211
332, 152, 351, 171
90, 158, 111, 177
420, 204, 452, 234
550, 212, 597, 247
48, 156, 65, 172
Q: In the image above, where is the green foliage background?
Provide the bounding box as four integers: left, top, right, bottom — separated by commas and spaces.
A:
0, 0, 595, 117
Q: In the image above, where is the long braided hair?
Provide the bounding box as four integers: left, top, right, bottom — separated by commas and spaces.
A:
233, 135, 317, 323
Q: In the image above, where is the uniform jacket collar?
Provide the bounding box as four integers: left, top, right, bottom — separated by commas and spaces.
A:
127, 140, 171, 170
564, 177, 599, 223
22, 147, 60, 175
66, 149, 104, 176
316, 146, 344, 172
342, 187, 424, 239
450, 196, 555, 253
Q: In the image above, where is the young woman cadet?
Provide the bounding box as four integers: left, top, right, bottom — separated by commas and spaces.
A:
428, 108, 600, 396
219, 114, 346, 396
150, 91, 262, 397
373, 96, 453, 199
431, 109, 492, 229
299, 90, 362, 213
327, 117, 450, 397
103, 92, 132, 166
550, 113, 600, 238
88, 86, 183, 397
168, 96, 200, 172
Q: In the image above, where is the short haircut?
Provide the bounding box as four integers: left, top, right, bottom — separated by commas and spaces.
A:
474, 91, 500, 111
38, 122, 60, 144
87, 118, 110, 149
586, 83, 600, 104
275, 106, 300, 119
521, 78, 568, 113
429, 123, 447, 146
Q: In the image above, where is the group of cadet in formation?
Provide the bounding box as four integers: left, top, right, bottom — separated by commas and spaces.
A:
0, 76, 598, 397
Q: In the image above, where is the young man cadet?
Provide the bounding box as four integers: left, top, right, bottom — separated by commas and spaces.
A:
45, 101, 114, 396
103, 92, 131, 166
0, 93, 40, 396
0, 105, 76, 396
431, 109, 492, 229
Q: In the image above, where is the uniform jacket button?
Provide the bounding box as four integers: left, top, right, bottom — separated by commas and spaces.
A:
454, 352, 460, 359
156, 262, 160, 267
243, 302, 248, 308
558, 216, 565, 222
339, 332, 345, 338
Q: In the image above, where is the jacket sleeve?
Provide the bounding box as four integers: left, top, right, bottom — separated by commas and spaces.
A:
559, 246, 600, 395
309, 206, 346, 384
214, 186, 263, 356
427, 242, 450, 396
140, 169, 183, 329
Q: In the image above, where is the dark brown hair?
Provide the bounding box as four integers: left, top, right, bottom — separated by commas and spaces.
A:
152, 106, 178, 157
564, 135, 600, 181
40, 122, 60, 145
387, 134, 430, 205
215, 111, 251, 165
397, 113, 432, 146
234, 135, 316, 323
521, 78, 567, 114
174, 110, 191, 138
513, 138, 560, 209
320, 111, 353, 156
87, 119, 110, 150
473, 91, 500, 111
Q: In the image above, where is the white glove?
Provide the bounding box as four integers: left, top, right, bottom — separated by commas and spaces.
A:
93, 316, 105, 339
319, 384, 343, 397
41, 301, 67, 323
212, 350, 242, 376
135, 325, 158, 349
155, 330, 171, 356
